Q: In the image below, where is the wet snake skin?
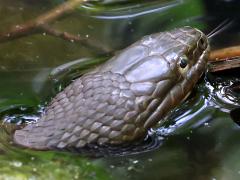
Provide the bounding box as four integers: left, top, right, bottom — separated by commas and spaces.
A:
14, 27, 210, 152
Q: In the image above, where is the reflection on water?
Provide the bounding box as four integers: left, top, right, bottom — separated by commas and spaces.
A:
206, 71, 240, 108
1, 0, 240, 179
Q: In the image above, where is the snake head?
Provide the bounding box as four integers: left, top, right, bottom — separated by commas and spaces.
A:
166, 26, 210, 80
100, 26, 210, 130
13, 27, 210, 152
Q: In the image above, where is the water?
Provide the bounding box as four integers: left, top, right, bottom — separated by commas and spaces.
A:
0, 0, 240, 179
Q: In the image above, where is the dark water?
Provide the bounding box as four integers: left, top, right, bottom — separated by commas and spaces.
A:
1, 0, 240, 179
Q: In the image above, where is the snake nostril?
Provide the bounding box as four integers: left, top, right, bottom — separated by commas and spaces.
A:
198, 38, 207, 50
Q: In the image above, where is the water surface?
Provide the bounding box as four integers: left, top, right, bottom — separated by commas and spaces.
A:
0, 0, 240, 179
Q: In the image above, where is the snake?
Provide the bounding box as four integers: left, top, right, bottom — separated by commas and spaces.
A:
13, 27, 210, 153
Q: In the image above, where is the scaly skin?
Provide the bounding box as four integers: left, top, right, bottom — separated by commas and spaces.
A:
14, 27, 210, 151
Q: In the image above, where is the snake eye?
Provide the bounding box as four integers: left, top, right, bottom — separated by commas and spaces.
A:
179, 58, 188, 68
178, 55, 189, 75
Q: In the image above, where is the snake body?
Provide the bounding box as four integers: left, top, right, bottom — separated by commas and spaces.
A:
14, 27, 210, 151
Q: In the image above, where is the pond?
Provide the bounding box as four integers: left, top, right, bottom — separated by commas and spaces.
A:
0, 0, 240, 179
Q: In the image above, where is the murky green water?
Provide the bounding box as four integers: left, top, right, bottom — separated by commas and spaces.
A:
0, 0, 240, 179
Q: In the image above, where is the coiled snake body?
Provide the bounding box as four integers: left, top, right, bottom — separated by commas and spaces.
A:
14, 27, 210, 152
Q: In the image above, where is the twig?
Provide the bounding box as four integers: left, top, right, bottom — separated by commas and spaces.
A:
40, 25, 111, 53
0, 0, 111, 53
209, 45, 240, 61
209, 57, 240, 72
0, 0, 86, 43
209, 45, 240, 72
